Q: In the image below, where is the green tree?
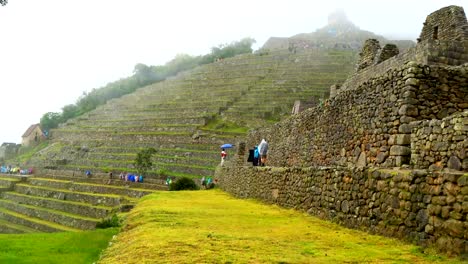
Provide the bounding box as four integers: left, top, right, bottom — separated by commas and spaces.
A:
40, 112, 62, 132
134, 147, 157, 176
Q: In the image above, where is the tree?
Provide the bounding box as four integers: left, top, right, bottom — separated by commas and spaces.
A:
40, 112, 62, 132
0, 0, 7, 6
134, 147, 157, 176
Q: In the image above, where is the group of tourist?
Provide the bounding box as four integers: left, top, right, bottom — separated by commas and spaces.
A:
1, 165, 33, 175
247, 138, 269, 166
118, 172, 144, 183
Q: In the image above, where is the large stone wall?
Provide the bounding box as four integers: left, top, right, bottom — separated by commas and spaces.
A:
217, 166, 468, 255
247, 63, 468, 171
411, 111, 468, 171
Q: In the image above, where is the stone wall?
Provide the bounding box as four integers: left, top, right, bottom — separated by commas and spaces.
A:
247, 63, 468, 171
357, 39, 381, 71
418, 5, 468, 42
216, 166, 468, 255
411, 111, 468, 171
340, 40, 468, 93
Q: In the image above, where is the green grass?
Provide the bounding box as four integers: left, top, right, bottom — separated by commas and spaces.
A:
0, 228, 118, 264
201, 117, 249, 134
98, 190, 460, 264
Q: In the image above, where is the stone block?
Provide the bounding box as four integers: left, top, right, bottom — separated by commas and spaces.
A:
356, 152, 367, 167
395, 134, 411, 145
390, 145, 411, 156
447, 156, 462, 170
398, 104, 419, 117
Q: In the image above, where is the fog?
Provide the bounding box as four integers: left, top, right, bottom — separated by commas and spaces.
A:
0, 0, 466, 143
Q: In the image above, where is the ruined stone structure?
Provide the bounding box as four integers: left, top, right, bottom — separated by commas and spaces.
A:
217, 6, 468, 256
418, 5, 468, 42
357, 39, 381, 71
0, 143, 20, 161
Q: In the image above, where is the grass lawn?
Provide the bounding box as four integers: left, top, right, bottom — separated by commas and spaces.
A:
98, 190, 460, 264
0, 228, 118, 264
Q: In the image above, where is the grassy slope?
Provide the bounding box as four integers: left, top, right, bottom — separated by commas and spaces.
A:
98, 190, 460, 264
0, 228, 118, 264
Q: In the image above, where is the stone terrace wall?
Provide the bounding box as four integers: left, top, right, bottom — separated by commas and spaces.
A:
411, 111, 468, 171
247, 63, 468, 170
217, 166, 468, 255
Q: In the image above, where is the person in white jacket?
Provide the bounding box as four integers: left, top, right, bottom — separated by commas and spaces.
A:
258, 139, 269, 166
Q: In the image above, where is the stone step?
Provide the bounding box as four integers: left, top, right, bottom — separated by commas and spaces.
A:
62, 160, 216, 176
35, 170, 166, 186
0, 207, 79, 232
0, 218, 40, 234
0, 177, 22, 188
0, 199, 99, 230
35, 175, 167, 191
1, 191, 114, 219
86, 153, 218, 167
14, 184, 123, 207
27, 178, 155, 198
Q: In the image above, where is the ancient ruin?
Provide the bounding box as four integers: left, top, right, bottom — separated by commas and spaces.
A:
218, 6, 468, 256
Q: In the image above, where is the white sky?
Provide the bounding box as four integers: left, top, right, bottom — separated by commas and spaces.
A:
0, 0, 466, 143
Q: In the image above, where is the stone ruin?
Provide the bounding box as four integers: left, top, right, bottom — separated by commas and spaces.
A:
218, 6, 468, 256
356, 39, 400, 71
418, 5, 468, 42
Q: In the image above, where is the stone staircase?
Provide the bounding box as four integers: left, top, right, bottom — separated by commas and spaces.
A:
0, 173, 163, 234
27, 48, 357, 179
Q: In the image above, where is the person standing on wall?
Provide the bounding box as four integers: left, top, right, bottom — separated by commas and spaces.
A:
258, 139, 268, 166
221, 148, 227, 166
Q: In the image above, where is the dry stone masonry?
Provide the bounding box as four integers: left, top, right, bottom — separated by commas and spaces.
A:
218, 6, 468, 256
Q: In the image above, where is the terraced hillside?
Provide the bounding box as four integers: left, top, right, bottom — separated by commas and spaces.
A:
27, 48, 357, 179
0, 173, 162, 233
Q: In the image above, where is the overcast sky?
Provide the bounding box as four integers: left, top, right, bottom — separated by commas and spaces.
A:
0, 0, 466, 144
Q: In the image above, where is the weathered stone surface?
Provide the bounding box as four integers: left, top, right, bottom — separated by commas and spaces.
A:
448, 156, 462, 170
390, 146, 411, 156
357, 152, 367, 167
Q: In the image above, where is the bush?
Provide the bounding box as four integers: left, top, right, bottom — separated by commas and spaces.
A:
169, 177, 199, 191
96, 214, 121, 229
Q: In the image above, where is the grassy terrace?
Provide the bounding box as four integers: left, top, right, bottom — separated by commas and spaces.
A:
0, 228, 118, 264
98, 190, 459, 263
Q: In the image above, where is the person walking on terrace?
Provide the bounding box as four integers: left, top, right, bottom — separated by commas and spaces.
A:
258, 139, 269, 166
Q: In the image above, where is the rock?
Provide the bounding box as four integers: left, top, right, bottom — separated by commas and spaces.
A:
357, 152, 367, 167
390, 145, 411, 156
376, 152, 388, 164
395, 134, 411, 145
444, 219, 464, 238
398, 104, 419, 117
448, 156, 462, 172
341, 200, 349, 213
405, 78, 420, 86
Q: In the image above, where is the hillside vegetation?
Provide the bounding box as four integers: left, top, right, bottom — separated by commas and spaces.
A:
97, 190, 458, 263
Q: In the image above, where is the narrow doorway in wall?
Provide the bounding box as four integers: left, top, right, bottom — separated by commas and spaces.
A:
433, 26, 439, 40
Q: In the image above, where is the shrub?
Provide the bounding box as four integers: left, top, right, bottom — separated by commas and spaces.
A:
96, 214, 121, 229
169, 177, 199, 191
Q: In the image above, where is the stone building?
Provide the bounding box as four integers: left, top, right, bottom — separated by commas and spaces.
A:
0, 143, 20, 161
21, 124, 45, 147
418, 5, 468, 42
